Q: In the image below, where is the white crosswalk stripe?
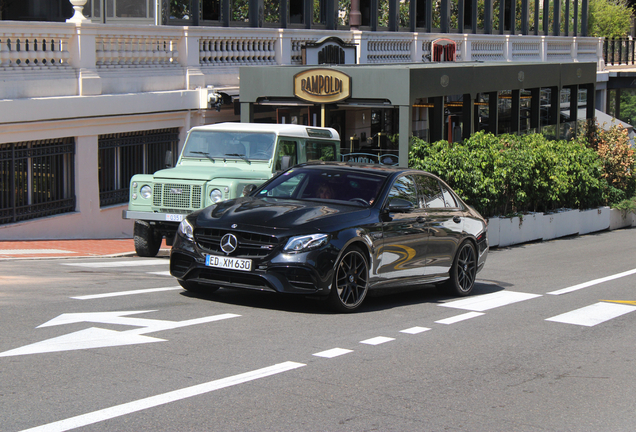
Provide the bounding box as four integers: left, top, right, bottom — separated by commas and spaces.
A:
545, 302, 636, 327
440, 291, 541, 312
63, 260, 168, 268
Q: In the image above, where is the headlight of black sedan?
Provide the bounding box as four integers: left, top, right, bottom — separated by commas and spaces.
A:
283, 234, 330, 253
178, 218, 194, 241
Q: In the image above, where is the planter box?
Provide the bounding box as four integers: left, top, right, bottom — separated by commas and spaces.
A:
487, 207, 632, 249
609, 208, 635, 230
487, 217, 500, 248
579, 207, 610, 235
543, 209, 579, 240
498, 213, 544, 247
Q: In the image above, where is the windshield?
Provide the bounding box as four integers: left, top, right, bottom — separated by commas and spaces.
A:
182, 131, 276, 161
256, 167, 388, 207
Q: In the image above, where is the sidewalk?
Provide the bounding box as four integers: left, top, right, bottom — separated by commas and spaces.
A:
0, 239, 170, 259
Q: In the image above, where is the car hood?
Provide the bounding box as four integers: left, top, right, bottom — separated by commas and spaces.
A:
153, 164, 268, 181
193, 197, 371, 233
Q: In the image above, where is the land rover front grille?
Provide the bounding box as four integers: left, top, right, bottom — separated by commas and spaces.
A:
153, 183, 202, 209
195, 228, 279, 258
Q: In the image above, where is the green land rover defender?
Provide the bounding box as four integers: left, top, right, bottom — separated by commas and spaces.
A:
123, 123, 341, 257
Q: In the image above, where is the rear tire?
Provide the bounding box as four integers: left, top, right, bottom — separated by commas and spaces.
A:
328, 246, 369, 312
134, 220, 162, 257
178, 279, 219, 294
445, 240, 477, 296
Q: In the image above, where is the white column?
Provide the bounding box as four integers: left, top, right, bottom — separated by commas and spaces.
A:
178, 29, 205, 89
462, 35, 472, 61
68, 23, 102, 95
74, 135, 100, 216
540, 36, 547, 62
352, 31, 368, 64
276, 29, 293, 65
412, 33, 424, 62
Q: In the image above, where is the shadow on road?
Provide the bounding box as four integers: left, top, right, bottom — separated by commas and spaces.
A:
179, 280, 509, 315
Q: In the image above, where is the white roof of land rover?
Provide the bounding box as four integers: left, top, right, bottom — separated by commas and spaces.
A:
190, 122, 340, 140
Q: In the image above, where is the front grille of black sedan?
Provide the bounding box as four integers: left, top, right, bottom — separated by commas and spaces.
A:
194, 228, 279, 258
195, 268, 274, 291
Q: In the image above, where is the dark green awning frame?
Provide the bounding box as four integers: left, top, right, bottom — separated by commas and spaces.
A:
240, 62, 597, 167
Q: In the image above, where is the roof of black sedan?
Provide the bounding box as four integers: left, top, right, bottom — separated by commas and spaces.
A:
294, 161, 410, 174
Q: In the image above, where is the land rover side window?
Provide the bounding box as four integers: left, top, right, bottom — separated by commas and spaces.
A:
387, 175, 417, 207
415, 175, 445, 209
306, 141, 337, 161
275, 140, 298, 170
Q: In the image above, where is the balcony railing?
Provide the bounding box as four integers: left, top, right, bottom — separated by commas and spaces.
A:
603, 37, 636, 66
0, 20, 604, 101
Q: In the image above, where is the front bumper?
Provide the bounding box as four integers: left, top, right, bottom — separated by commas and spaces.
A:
170, 234, 336, 295
123, 210, 187, 223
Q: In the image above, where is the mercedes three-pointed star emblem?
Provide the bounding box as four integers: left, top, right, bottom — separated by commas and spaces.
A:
220, 233, 238, 254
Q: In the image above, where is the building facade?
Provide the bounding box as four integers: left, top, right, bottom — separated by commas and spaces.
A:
0, 0, 605, 241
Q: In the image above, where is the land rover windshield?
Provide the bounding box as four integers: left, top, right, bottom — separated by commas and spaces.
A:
182, 131, 276, 161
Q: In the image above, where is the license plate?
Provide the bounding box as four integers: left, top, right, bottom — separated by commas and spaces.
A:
165, 214, 184, 222
205, 255, 252, 272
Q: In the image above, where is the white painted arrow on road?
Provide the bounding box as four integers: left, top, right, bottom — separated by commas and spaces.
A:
0, 311, 240, 358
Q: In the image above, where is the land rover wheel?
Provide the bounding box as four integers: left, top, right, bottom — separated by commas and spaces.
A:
134, 220, 162, 257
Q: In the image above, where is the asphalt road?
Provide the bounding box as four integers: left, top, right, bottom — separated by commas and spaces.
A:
2, 229, 636, 432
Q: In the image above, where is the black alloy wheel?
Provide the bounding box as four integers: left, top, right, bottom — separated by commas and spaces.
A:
447, 240, 477, 296
329, 246, 369, 312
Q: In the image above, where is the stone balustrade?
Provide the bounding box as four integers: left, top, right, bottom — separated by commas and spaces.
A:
0, 22, 73, 70
0, 20, 605, 101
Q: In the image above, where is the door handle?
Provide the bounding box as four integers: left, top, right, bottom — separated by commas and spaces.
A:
453, 216, 461, 223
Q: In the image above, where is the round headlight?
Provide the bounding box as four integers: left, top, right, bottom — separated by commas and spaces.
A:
140, 185, 152, 199
210, 188, 223, 203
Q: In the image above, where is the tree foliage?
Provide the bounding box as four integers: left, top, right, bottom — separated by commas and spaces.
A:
588, 0, 633, 37
408, 130, 622, 218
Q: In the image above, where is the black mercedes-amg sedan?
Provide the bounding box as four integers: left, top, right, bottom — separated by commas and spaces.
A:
170, 162, 488, 312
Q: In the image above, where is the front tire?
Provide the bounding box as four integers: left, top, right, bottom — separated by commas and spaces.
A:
328, 246, 369, 312
445, 240, 477, 296
134, 220, 162, 257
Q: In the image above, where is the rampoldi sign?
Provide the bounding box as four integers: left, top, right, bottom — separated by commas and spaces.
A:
294, 69, 351, 103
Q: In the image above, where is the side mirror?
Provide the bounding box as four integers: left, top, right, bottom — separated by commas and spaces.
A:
387, 198, 415, 213
242, 184, 258, 196
165, 150, 173, 168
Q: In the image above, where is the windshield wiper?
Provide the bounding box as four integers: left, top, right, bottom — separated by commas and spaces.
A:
225, 153, 251, 164
189, 151, 216, 162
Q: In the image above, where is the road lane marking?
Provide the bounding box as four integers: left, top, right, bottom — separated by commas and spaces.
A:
602, 300, 636, 306
71, 286, 181, 300
62, 260, 168, 268
19, 361, 306, 432
548, 268, 636, 295
313, 348, 353, 358
440, 291, 541, 311
435, 312, 485, 324
0, 312, 240, 357
147, 271, 172, 276
0, 249, 72, 255
360, 336, 395, 345
400, 326, 431, 334
545, 302, 636, 327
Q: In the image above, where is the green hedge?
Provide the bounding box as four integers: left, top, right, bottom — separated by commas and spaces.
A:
409, 131, 607, 218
